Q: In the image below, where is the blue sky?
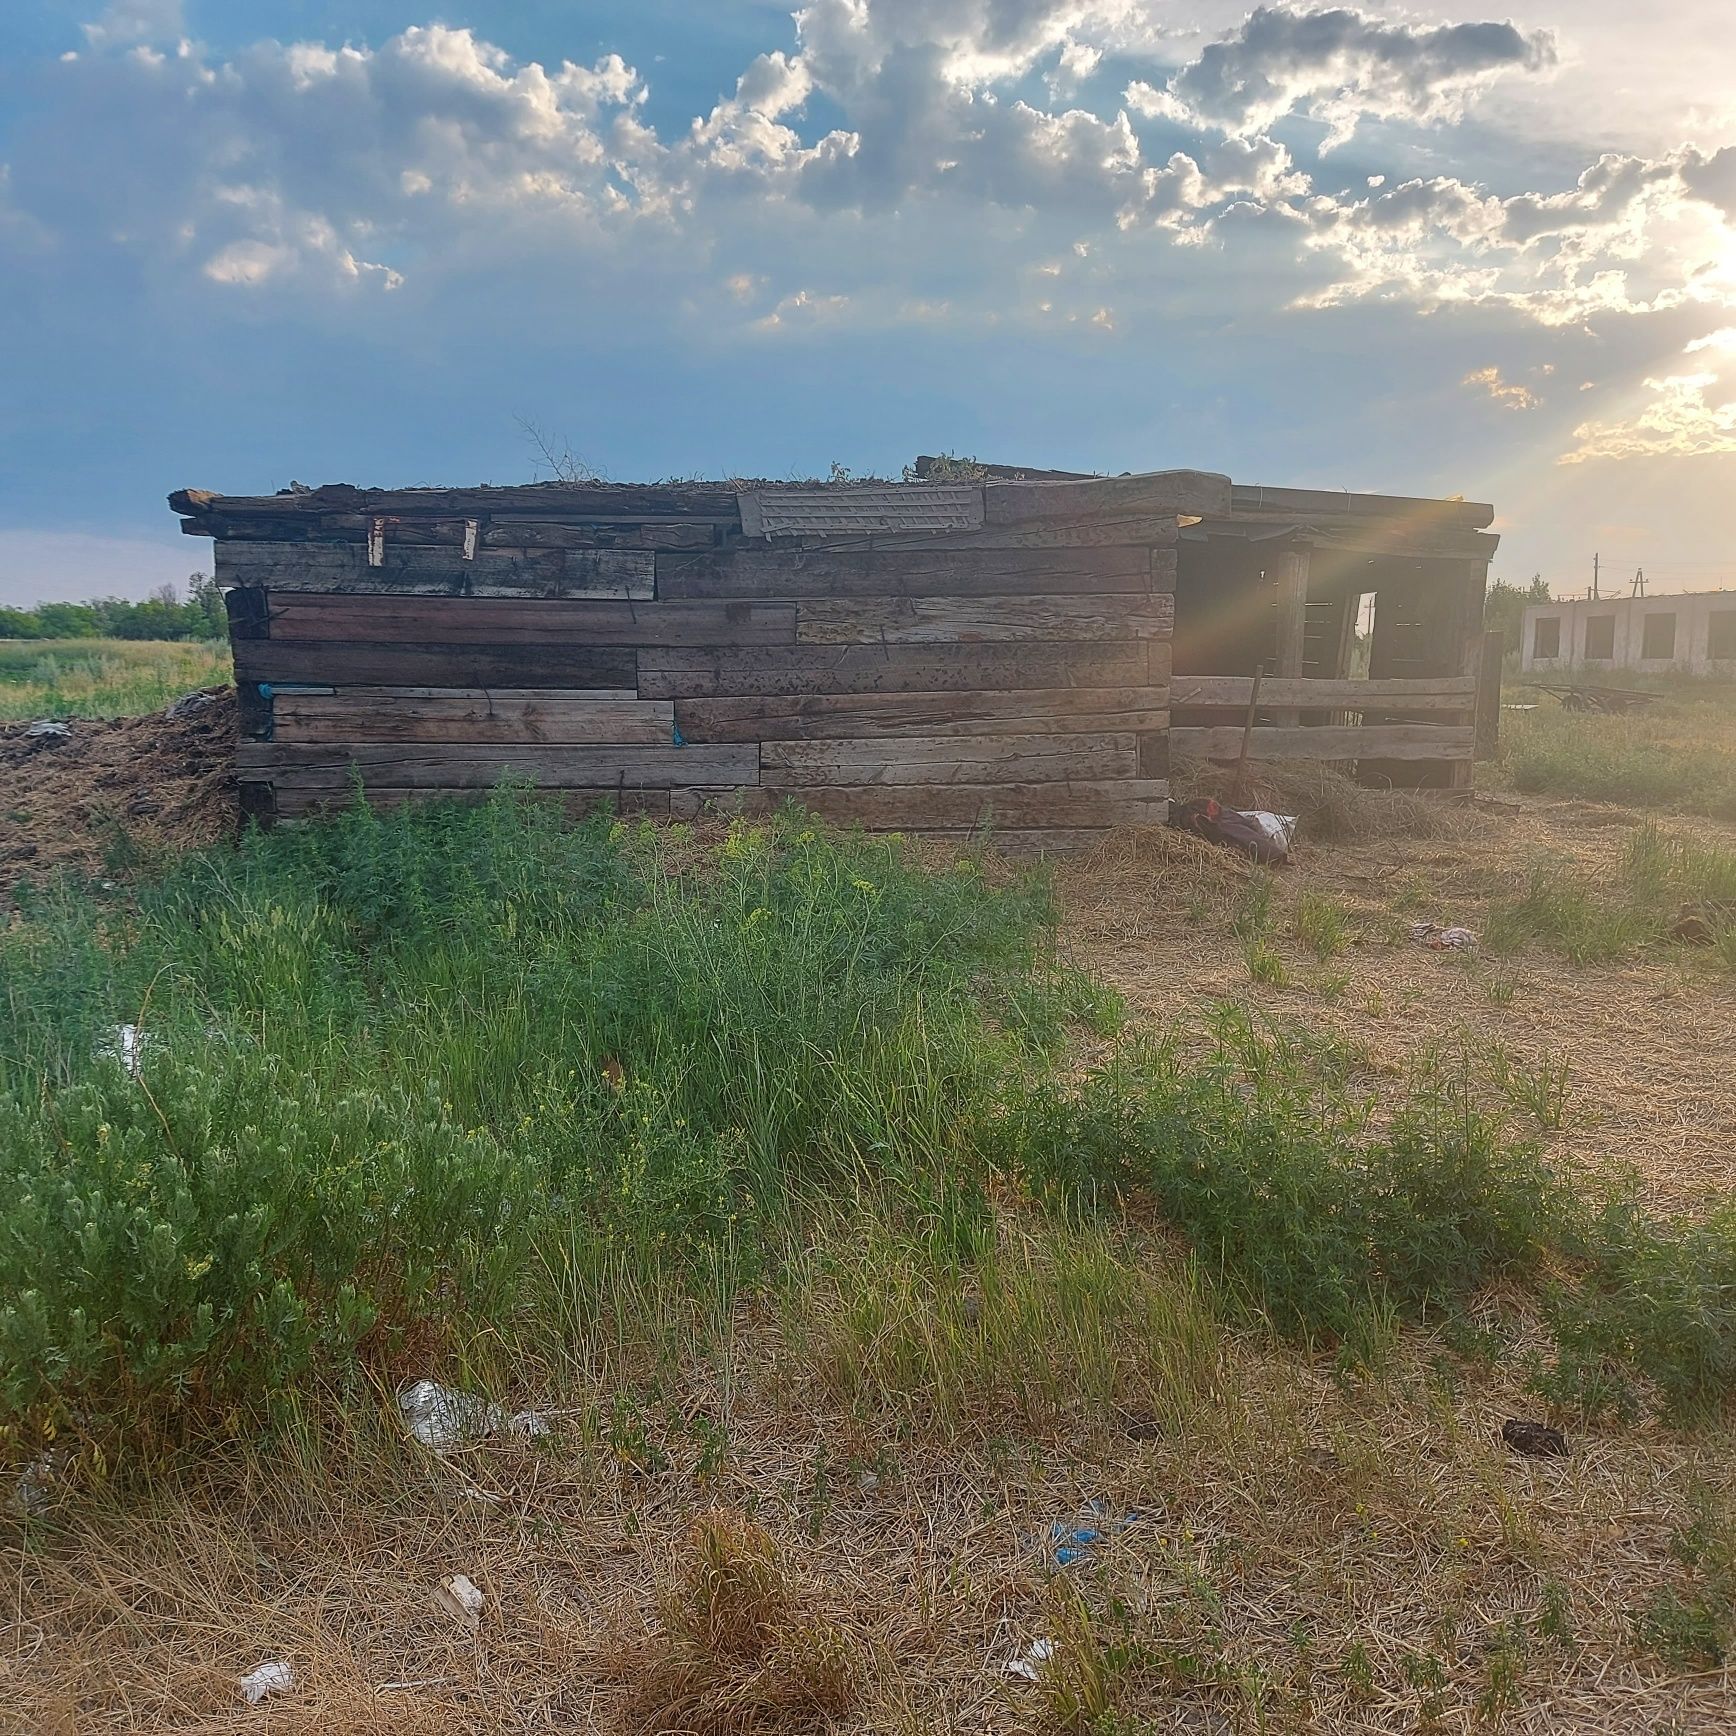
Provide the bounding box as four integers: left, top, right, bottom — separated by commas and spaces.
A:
2, 1, 1734, 603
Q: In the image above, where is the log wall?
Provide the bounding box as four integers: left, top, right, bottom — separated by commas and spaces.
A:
212, 492, 1179, 848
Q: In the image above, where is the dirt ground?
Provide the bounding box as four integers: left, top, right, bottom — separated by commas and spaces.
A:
0, 690, 237, 881
1052, 802, 1736, 1215
4, 718, 1736, 1732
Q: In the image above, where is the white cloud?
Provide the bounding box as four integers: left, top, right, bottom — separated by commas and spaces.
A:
1563, 340, 1736, 461
1464, 365, 1539, 410
81, 1, 184, 49
1130, 5, 1556, 150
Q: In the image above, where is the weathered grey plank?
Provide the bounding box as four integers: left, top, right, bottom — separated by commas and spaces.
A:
233, 640, 639, 689
668, 780, 1168, 828
267, 594, 795, 646
270, 786, 674, 820
760, 732, 1140, 786
272, 695, 676, 746
672, 687, 1169, 742
796, 594, 1173, 644
866, 517, 1180, 551
985, 471, 1231, 524
637, 642, 1156, 699
1171, 725, 1475, 762
217, 542, 656, 598
655, 545, 1161, 601
1169, 675, 1476, 710
237, 743, 759, 789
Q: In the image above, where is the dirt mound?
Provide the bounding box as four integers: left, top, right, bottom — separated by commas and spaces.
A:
1, 690, 237, 882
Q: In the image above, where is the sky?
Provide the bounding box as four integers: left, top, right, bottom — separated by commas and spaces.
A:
1, 1, 1734, 606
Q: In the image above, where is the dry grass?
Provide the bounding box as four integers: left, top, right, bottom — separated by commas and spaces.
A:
1052, 800, 1736, 1212
6, 1292, 1734, 1733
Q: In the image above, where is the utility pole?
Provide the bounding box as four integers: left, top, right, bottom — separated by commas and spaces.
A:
1592, 551, 1600, 599
1631, 566, 1646, 598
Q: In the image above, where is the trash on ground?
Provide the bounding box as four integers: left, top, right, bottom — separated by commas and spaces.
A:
10, 1453, 61, 1516
239, 1661, 294, 1706
1169, 798, 1296, 865
397, 1380, 504, 1451
1671, 902, 1735, 945
435, 1573, 486, 1634
504, 1409, 551, 1439
164, 690, 221, 720
1006, 1638, 1055, 1682
1042, 1500, 1140, 1570
1409, 922, 1478, 952
97, 1024, 151, 1076
24, 720, 72, 741
1501, 1419, 1570, 1458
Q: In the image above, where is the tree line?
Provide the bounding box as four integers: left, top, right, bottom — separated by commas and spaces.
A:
0, 576, 227, 642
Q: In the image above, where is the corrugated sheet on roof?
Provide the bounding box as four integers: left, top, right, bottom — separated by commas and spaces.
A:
738, 485, 984, 540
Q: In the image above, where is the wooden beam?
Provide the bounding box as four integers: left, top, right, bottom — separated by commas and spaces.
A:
655, 545, 1164, 601
216, 542, 656, 599
761, 732, 1141, 787
636, 641, 1162, 699
1271, 544, 1311, 724
668, 780, 1169, 828
984, 471, 1231, 524
1475, 629, 1504, 761
233, 640, 640, 689
236, 742, 761, 789
272, 695, 677, 746
1172, 724, 1474, 762
265, 593, 796, 647
673, 687, 1169, 742
1169, 675, 1475, 710
795, 594, 1173, 645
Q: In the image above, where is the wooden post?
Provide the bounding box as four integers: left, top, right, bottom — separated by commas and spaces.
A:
1271, 543, 1311, 725
1232, 662, 1265, 805
1475, 628, 1504, 760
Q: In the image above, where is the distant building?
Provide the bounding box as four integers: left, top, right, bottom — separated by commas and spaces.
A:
1521, 590, 1736, 676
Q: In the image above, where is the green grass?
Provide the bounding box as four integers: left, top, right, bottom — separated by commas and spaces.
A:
1486, 823, 1736, 970
0, 637, 230, 720
4, 793, 1736, 1462
1500, 688, 1736, 821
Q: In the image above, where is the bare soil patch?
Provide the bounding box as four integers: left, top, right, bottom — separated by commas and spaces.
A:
0, 691, 237, 882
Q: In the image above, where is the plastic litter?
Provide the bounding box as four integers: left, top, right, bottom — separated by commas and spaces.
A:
435, 1573, 486, 1634
97, 1024, 151, 1077
1041, 1501, 1140, 1571
1169, 798, 1295, 865
1409, 922, 1478, 952
396, 1379, 548, 1451
397, 1380, 504, 1450
239, 1660, 293, 1706
24, 720, 72, 740
1246, 811, 1298, 853
164, 690, 220, 720
1006, 1638, 1055, 1682
10, 1453, 60, 1517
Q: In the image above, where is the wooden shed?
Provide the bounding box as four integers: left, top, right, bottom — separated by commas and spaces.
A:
173, 465, 1499, 848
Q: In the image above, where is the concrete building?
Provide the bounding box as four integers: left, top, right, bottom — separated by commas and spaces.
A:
1521, 590, 1736, 677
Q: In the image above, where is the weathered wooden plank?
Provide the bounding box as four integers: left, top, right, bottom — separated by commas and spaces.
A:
985, 471, 1231, 525
673, 687, 1169, 742
866, 517, 1180, 552
233, 640, 639, 689
655, 545, 1163, 601
267, 594, 796, 646
761, 732, 1140, 787
217, 542, 656, 598
668, 780, 1168, 828
176, 483, 741, 520
237, 743, 760, 789
1169, 675, 1476, 709
270, 786, 674, 820
637, 642, 1155, 699
1172, 725, 1475, 762
480, 520, 715, 552
796, 594, 1173, 645
273, 695, 677, 746
224, 585, 268, 640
